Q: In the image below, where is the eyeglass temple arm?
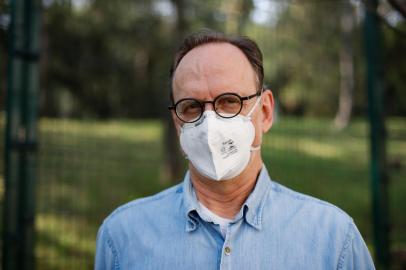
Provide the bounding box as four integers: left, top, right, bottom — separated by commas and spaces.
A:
241, 89, 263, 101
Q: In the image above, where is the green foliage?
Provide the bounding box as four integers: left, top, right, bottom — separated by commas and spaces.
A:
1, 0, 405, 117
384, 21, 406, 115
247, 2, 345, 116
43, 0, 174, 118
5, 1, 391, 118
0, 2, 8, 110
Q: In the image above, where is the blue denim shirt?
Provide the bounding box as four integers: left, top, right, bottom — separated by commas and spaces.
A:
95, 166, 375, 269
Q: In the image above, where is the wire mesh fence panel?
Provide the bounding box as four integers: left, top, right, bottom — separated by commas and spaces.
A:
35, 119, 170, 269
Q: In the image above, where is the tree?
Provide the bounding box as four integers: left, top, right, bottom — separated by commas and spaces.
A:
254, 1, 342, 116
334, 1, 355, 129
161, 0, 188, 184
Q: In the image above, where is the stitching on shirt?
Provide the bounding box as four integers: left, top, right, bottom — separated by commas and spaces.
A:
105, 225, 121, 270
337, 221, 354, 270
256, 182, 272, 226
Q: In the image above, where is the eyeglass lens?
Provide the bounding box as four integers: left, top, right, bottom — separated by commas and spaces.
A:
175, 93, 243, 123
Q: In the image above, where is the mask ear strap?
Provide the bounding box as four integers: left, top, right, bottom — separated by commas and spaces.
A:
247, 90, 263, 151
250, 145, 261, 151
246, 90, 263, 119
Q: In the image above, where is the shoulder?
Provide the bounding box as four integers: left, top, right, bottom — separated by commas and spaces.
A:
266, 180, 354, 240
95, 183, 186, 267
100, 183, 184, 231
266, 181, 364, 262
264, 180, 374, 269
271, 181, 351, 217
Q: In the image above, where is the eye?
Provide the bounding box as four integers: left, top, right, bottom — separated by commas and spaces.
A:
216, 94, 241, 107
181, 100, 200, 113
176, 99, 202, 122
223, 96, 240, 104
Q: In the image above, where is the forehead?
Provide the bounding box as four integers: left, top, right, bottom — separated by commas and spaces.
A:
172, 42, 257, 101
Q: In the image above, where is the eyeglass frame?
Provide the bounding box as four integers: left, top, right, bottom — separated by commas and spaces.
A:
168, 88, 263, 123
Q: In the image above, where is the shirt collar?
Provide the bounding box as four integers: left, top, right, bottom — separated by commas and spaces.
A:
240, 166, 272, 230
182, 166, 272, 232
182, 171, 201, 232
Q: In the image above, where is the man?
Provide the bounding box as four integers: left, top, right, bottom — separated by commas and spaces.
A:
95, 30, 375, 269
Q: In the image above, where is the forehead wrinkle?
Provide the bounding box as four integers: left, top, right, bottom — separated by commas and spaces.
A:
173, 60, 209, 100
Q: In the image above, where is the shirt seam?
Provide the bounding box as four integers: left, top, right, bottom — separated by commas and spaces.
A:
256, 182, 272, 226
336, 220, 354, 270
104, 225, 120, 270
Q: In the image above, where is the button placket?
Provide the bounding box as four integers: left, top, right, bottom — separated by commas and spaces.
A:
220, 224, 232, 270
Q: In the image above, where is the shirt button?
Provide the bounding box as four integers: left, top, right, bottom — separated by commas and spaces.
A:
224, 246, 231, 256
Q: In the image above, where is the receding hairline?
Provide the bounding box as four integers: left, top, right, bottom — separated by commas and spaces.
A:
169, 30, 264, 103
172, 42, 258, 86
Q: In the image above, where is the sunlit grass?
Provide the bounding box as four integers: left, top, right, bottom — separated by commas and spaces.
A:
264, 135, 345, 159
40, 118, 162, 142
37, 213, 95, 256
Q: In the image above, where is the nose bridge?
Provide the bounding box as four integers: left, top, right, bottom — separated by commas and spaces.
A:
202, 100, 215, 112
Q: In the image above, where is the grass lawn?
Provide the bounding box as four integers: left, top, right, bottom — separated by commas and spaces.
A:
0, 116, 405, 269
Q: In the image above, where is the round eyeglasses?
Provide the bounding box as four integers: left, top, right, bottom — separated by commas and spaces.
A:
168, 90, 261, 123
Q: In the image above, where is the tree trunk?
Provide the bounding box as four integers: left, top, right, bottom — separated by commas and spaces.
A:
223, 0, 253, 35
334, 1, 355, 130
161, 0, 188, 184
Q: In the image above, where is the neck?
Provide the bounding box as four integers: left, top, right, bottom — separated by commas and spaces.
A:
190, 154, 263, 219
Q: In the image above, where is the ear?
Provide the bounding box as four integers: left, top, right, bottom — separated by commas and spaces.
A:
261, 89, 274, 133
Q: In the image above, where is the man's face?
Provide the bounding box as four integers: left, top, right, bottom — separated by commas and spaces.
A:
171, 42, 273, 153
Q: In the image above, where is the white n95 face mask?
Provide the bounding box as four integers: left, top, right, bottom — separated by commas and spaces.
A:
179, 94, 261, 181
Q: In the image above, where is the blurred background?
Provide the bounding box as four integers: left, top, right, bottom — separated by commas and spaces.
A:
0, 0, 405, 269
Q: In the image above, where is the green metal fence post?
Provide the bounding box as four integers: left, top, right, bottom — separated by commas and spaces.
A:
363, 0, 391, 269
2, 0, 41, 269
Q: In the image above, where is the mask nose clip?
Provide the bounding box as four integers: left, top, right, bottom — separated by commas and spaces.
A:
194, 110, 214, 127
194, 118, 204, 127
